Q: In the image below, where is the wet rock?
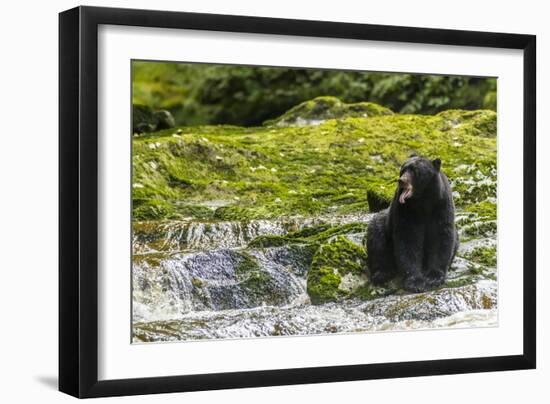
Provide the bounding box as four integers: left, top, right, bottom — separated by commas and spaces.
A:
132, 246, 310, 320
132, 281, 497, 342
363, 280, 497, 322
132, 210, 497, 341
133, 214, 371, 254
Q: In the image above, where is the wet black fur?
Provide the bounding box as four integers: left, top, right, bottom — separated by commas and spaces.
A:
366, 156, 458, 293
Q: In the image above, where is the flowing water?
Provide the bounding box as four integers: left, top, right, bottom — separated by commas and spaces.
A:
132, 214, 497, 343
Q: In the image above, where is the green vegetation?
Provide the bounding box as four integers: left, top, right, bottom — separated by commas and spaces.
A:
264, 96, 393, 126
132, 61, 497, 126
465, 246, 497, 267
131, 60, 498, 308
306, 236, 368, 304
132, 103, 496, 222
234, 252, 273, 305
248, 223, 366, 248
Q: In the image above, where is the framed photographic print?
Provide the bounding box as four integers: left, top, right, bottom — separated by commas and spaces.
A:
59, 6, 536, 398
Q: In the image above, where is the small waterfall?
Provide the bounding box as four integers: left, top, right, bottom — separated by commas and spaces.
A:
132, 244, 315, 323
133, 213, 373, 254
133, 281, 497, 341
132, 211, 498, 342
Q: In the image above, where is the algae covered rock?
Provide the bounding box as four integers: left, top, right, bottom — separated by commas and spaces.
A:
133, 104, 175, 133
265, 96, 393, 127
437, 109, 496, 138
132, 100, 496, 221
248, 222, 367, 249
307, 235, 369, 304
366, 187, 393, 212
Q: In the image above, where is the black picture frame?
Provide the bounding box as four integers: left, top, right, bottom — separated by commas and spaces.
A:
59, 5, 536, 398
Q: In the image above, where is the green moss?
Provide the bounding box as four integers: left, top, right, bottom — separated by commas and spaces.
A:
233, 252, 291, 306
465, 246, 497, 267
132, 101, 496, 222
248, 234, 291, 248
264, 96, 393, 126
461, 219, 497, 239
437, 109, 497, 138
235, 252, 261, 275
248, 222, 367, 249
306, 236, 368, 304
366, 186, 393, 212
464, 200, 496, 220
468, 264, 484, 275
444, 276, 476, 289
483, 91, 497, 110
289, 224, 332, 238
350, 282, 399, 301
308, 266, 342, 303
133, 199, 175, 220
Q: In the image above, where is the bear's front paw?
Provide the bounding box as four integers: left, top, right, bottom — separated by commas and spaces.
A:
403, 276, 427, 293
370, 270, 396, 285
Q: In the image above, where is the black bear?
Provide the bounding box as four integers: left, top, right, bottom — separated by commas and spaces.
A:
366, 156, 458, 293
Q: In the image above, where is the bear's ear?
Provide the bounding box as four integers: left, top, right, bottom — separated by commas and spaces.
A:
409, 152, 418, 158
432, 158, 441, 171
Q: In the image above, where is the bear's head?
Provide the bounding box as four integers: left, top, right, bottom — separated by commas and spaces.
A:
397, 155, 441, 204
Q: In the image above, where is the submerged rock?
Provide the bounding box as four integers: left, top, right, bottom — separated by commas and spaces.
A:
264, 96, 393, 127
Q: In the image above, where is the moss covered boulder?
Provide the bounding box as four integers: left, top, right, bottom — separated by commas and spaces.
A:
248, 222, 367, 249
366, 187, 394, 212
131, 96, 496, 222
133, 104, 176, 133
437, 109, 496, 138
306, 236, 369, 304
265, 96, 393, 127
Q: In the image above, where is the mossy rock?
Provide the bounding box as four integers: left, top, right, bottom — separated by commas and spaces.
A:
132, 105, 496, 222
437, 109, 496, 138
248, 222, 367, 249
456, 200, 497, 240
306, 236, 369, 304
234, 252, 295, 307
133, 104, 175, 133
133, 198, 174, 220
264, 96, 393, 127
367, 187, 393, 212
155, 110, 176, 130
464, 246, 497, 268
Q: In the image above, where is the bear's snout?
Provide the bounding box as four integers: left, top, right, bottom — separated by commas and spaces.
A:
398, 171, 413, 204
